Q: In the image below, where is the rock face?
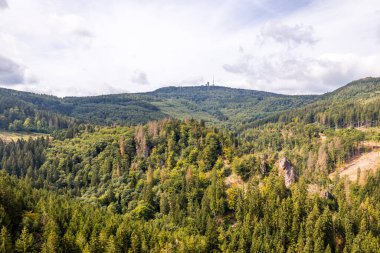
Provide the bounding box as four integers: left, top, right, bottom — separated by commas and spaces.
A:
260, 154, 269, 176
278, 158, 297, 188
260, 162, 268, 176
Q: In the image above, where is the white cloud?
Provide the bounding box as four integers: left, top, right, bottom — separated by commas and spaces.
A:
0, 0, 379, 96
222, 0, 380, 94
46, 14, 94, 50
18, 83, 127, 97
180, 76, 205, 86
224, 50, 379, 94
260, 22, 318, 47
0, 0, 7, 9
131, 70, 149, 85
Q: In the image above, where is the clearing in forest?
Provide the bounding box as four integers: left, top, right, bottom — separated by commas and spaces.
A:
0, 131, 49, 142
330, 144, 380, 184
224, 172, 244, 188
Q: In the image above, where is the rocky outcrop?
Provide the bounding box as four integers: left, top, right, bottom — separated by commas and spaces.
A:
260, 162, 268, 176
278, 158, 298, 188
260, 154, 269, 176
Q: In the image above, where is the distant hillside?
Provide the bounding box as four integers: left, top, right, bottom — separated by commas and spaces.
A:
2, 77, 380, 132
137, 86, 316, 127
1, 81, 380, 253
0, 88, 76, 132
242, 77, 380, 131
0, 85, 317, 129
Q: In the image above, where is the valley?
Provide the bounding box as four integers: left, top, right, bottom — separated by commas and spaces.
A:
1, 1, 379, 251
0, 77, 379, 252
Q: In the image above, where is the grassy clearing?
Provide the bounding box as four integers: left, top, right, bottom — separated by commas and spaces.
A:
0, 131, 49, 142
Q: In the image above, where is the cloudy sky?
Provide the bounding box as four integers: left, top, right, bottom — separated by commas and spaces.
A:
0, 0, 379, 96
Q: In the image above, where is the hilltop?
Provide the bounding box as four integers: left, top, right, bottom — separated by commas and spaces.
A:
240, 77, 380, 131
1, 77, 380, 133
0, 85, 316, 130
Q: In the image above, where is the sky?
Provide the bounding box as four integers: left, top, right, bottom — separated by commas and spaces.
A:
0, 0, 379, 97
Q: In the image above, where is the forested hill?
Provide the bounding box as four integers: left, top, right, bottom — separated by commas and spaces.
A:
324, 77, 380, 99
1, 77, 380, 132
0, 85, 316, 130
137, 85, 317, 126
0, 118, 379, 252
0, 88, 76, 132
241, 77, 380, 131
0, 78, 380, 252
0, 88, 166, 130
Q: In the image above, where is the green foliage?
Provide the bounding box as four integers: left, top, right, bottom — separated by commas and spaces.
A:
1, 75, 380, 252
231, 154, 257, 180
0, 84, 316, 130
247, 77, 380, 130
0, 226, 12, 253
0, 116, 378, 252
15, 227, 36, 253
0, 89, 77, 132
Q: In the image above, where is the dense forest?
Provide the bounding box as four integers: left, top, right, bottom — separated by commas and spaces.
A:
0, 118, 379, 252
0, 85, 316, 129
2, 78, 380, 132
0, 93, 76, 132
241, 78, 380, 131
0, 77, 379, 252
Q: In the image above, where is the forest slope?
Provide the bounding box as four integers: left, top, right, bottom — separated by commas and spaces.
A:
0, 119, 379, 252
329, 136, 380, 183
243, 77, 380, 131
1, 78, 380, 252
2, 77, 380, 131
0, 85, 316, 129
332, 149, 380, 183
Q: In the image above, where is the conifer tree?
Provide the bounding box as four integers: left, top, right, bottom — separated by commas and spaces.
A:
0, 226, 12, 253
15, 227, 36, 253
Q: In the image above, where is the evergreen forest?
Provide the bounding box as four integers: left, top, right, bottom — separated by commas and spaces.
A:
0, 77, 380, 252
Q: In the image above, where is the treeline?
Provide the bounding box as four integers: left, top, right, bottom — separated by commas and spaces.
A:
277, 99, 380, 128
0, 87, 166, 129
240, 78, 380, 131
0, 95, 76, 132
0, 84, 317, 131
240, 96, 380, 131
2, 77, 380, 133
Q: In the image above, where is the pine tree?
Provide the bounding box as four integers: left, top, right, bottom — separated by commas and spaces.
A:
324, 245, 332, 253
42, 229, 60, 253
0, 226, 12, 253
106, 235, 119, 253
15, 227, 36, 253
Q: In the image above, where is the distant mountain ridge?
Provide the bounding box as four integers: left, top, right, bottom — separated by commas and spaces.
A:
0, 85, 317, 129
0, 77, 379, 131
136, 85, 317, 127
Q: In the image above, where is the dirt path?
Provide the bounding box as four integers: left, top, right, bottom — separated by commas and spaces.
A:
329, 149, 380, 183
